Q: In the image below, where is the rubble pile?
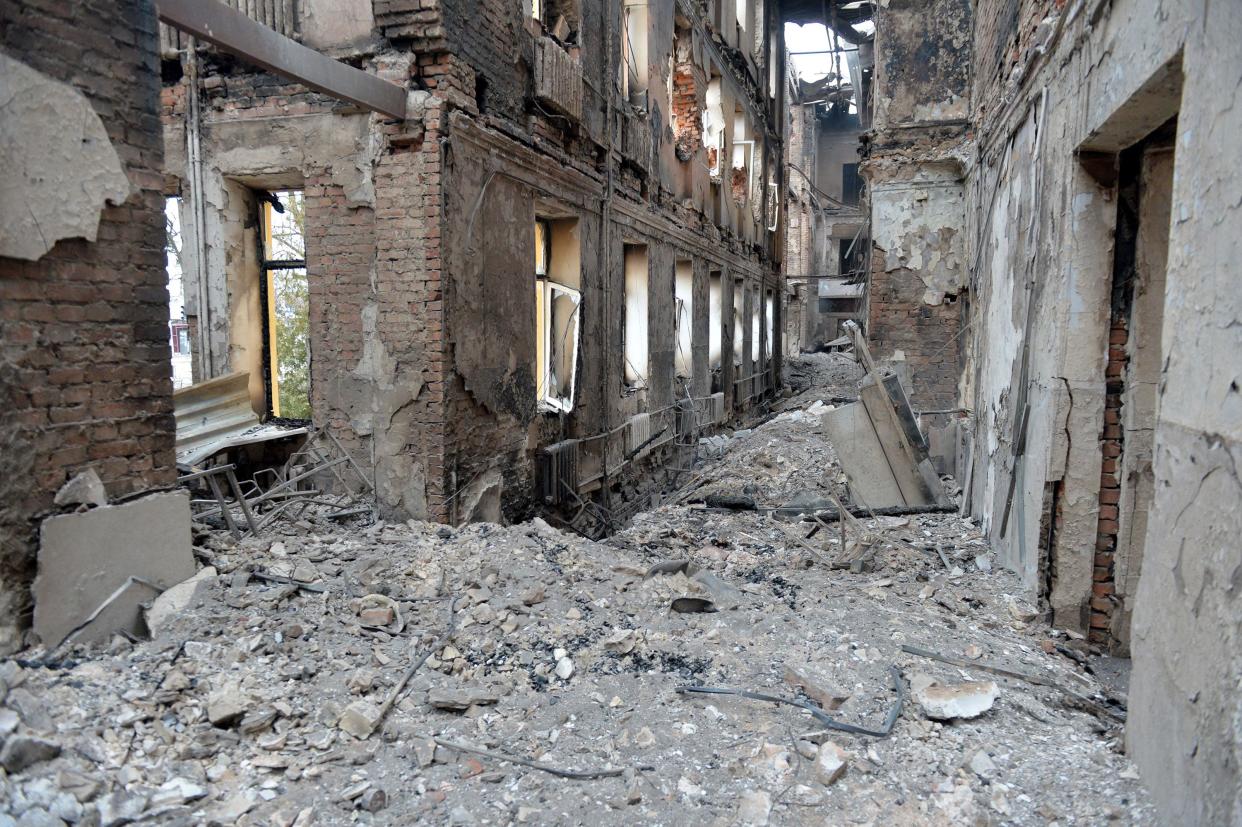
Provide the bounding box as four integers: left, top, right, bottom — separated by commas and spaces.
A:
0, 384, 1153, 825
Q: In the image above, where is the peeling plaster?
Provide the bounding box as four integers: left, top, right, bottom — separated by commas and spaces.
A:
871, 171, 967, 305
0, 52, 131, 261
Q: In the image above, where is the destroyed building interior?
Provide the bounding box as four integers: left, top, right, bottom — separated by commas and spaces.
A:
0, 0, 1238, 823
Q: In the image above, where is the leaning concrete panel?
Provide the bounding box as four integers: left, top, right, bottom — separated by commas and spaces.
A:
35, 491, 194, 649
820, 403, 906, 508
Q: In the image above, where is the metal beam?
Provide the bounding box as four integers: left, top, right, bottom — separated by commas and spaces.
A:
157, 0, 407, 120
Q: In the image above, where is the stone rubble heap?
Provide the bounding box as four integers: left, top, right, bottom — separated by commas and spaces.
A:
0, 378, 1152, 825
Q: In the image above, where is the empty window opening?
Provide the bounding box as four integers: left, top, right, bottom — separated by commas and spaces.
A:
819, 297, 861, 314
623, 244, 650, 389
261, 190, 310, 420
621, 2, 649, 107
732, 108, 752, 204
839, 236, 866, 277
704, 75, 725, 178
735, 0, 747, 32
164, 196, 193, 389
764, 289, 774, 360
842, 162, 863, 206
732, 279, 745, 367
535, 217, 582, 412
751, 286, 761, 363
674, 259, 694, 379
708, 270, 723, 369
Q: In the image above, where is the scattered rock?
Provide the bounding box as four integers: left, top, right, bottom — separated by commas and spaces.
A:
0, 735, 61, 773
54, 468, 107, 508
969, 749, 997, 779
206, 681, 247, 727
427, 684, 501, 711
358, 787, 387, 812
736, 789, 772, 825
554, 656, 574, 680
814, 741, 848, 786
784, 663, 850, 710
96, 790, 148, 827
338, 700, 383, 738
145, 566, 217, 635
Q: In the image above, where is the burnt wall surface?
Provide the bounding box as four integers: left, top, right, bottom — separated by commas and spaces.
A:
0, 0, 174, 653
872, 0, 972, 129
864, 0, 972, 411
164, 0, 785, 528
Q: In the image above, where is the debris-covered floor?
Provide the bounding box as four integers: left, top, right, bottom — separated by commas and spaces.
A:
0, 356, 1153, 826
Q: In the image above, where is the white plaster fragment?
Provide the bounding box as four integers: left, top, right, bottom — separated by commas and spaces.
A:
0, 53, 132, 261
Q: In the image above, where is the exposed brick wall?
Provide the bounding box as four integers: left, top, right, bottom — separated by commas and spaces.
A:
0, 0, 173, 650
1091, 316, 1127, 643
672, 63, 703, 156
303, 170, 376, 468
866, 252, 962, 410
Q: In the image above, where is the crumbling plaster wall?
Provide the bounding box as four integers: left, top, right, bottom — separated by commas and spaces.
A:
864, 0, 972, 411
1125, 0, 1242, 822
871, 0, 971, 130
0, 0, 175, 654
964, 0, 1242, 821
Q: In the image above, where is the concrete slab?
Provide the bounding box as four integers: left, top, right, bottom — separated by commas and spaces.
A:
820, 402, 907, 508
35, 491, 194, 648
64, 577, 161, 647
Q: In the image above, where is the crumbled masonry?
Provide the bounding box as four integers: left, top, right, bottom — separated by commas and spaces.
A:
0, 359, 1152, 824
2, 0, 1240, 823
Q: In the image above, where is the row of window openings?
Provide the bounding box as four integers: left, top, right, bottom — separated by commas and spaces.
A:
619, 0, 765, 99
536, 219, 773, 414
619, 3, 774, 220
168, 200, 773, 421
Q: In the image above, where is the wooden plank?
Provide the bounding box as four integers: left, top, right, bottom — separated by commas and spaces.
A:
157, 0, 407, 120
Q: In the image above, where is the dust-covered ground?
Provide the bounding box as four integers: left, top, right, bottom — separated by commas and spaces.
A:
0, 356, 1154, 826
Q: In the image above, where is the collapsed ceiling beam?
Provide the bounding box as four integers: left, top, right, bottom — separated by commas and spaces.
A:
156, 0, 408, 120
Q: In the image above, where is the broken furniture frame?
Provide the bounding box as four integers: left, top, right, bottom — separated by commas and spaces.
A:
181, 428, 376, 536
177, 464, 260, 539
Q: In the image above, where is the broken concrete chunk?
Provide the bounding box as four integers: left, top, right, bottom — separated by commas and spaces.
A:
63, 577, 161, 648
736, 789, 772, 826
0, 735, 61, 773
427, 684, 502, 711
814, 741, 848, 786
603, 628, 637, 654
912, 676, 999, 720
35, 491, 193, 649
145, 566, 217, 636
206, 681, 248, 728
97, 790, 149, 827
784, 663, 850, 711
338, 700, 383, 738
969, 748, 997, 779
359, 606, 395, 626
149, 777, 207, 808
54, 468, 107, 508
